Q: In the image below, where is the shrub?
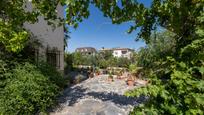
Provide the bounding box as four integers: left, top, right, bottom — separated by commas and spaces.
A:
0, 61, 61, 114
129, 64, 138, 73
126, 58, 204, 114
136, 31, 176, 71
64, 53, 74, 74
116, 57, 131, 68
99, 59, 109, 69
37, 62, 66, 89
126, 30, 204, 114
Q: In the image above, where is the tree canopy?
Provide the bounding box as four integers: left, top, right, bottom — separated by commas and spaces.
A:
2, 0, 203, 52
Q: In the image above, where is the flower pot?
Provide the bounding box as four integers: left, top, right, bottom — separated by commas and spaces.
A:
89, 72, 94, 78
127, 80, 134, 86
95, 72, 98, 76
108, 78, 113, 82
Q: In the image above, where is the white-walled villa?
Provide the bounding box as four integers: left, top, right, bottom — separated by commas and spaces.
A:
112, 48, 133, 59
99, 47, 134, 59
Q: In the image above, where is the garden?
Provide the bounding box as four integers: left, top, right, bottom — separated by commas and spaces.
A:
1, 0, 204, 114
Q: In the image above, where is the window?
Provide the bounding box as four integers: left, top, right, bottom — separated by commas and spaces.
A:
121, 50, 127, 54
47, 49, 60, 69
33, 48, 39, 63
21, 46, 39, 63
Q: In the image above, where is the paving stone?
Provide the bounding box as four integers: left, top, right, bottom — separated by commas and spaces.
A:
50, 75, 144, 115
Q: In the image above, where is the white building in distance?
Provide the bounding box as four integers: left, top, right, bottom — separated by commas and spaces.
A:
112, 48, 134, 59
99, 47, 134, 59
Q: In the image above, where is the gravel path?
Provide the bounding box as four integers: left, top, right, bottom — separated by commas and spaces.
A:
50, 75, 145, 115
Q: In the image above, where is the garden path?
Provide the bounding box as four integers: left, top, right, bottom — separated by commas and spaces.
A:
50, 75, 145, 115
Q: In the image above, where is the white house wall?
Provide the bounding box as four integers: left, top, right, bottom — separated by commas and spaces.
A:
113, 50, 122, 58
23, 2, 64, 71
113, 50, 132, 59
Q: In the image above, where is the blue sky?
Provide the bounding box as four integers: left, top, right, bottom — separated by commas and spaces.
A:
66, 0, 152, 52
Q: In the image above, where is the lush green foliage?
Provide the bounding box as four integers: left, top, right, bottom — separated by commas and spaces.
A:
72, 52, 85, 66
71, 52, 132, 68
0, 60, 62, 114
137, 31, 176, 69
136, 31, 176, 77
126, 56, 204, 114
64, 52, 74, 74
0, 45, 65, 114
116, 57, 131, 68
1, 0, 204, 114
37, 62, 66, 89
122, 0, 204, 114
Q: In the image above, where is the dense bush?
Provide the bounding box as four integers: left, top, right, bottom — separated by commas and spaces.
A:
37, 62, 66, 89
116, 57, 131, 68
72, 52, 85, 66
125, 33, 204, 114
98, 59, 109, 69
126, 57, 204, 114
137, 31, 176, 70
64, 53, 74, 74
126, 21, 204, 115
0, 60, 63, 114
126, 28, 204, 115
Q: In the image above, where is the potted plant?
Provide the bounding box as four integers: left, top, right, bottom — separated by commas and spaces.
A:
89, 72, 94, 78
108, 73, 114, 82
126, 74, 135, 86
95, 68, 100, 76
129, 64, 143, 78
116, 70, 123, 79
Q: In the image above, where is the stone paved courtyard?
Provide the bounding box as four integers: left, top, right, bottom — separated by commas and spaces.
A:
50, 75, 145, 115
